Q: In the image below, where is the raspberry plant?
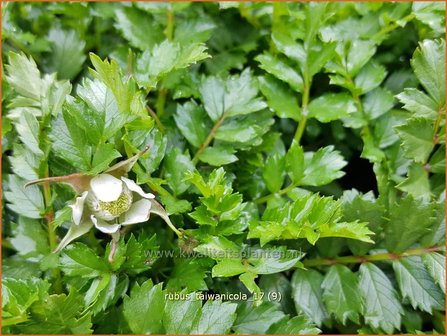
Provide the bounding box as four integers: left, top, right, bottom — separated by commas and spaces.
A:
2, 2, 445, 335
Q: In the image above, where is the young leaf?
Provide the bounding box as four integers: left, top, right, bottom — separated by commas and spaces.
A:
262, 153, 285, 193
393, 256, 444, 313
60, 243, 109, 278
301, 146, 347, 186
359, 263, 403, 334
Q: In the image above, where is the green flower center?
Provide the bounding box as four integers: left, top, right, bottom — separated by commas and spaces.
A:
98, 192, 132, 217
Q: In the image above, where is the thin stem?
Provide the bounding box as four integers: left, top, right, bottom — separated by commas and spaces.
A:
155, 89, 167, 117
192, 116, 226, 165
302, 246, 443, 267
371, 13, 415, 42
294, 80, 310, 143
433, 105, 445, 145
146, 105, 165, 133
254, 182, 298, 204
42, 165, 63, 294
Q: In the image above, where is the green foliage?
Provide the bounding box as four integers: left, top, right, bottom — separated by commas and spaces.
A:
2, 2, 445, 335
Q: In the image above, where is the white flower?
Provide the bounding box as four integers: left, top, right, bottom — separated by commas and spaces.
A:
70, 174, 155, 234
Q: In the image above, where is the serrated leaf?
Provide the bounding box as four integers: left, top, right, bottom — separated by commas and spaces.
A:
396, 88, 438, 118
359, 263, 403, 334
363, 87, 394, 120
232, 301, 285, 334
301, 146, 347, 186
286, 140, 304, 183
164, 147, 194, 195
393, 256, 444, 313
256, 53, 304, 92
396, 163, 430, 198
411, 39, 445, 107
322, 265, 363, 324
395, 117, 434, 163
354, 61, 387, 94
422, 253, 445, 293
47, 28, 86, 80
5, 175, 44, 219
115, 7, 162, 50
385, 194, 435, 252
198, 146, 238, 166
174, 100, 209, 148
123, 281, 164, 334
89, 143, 121, 176
267, 315, 321, 334
14, 110, 43, 157
163, 291, 202, 334
167, 259, 209, 291
9, 145, 39, 181
263, 153, 285, 193
291, 269, 328, 327
190, 300, 237, 334
308, 93, 356, 123
60, 243, 109, 278
258, 75, 300, 121
259, 274, 294, 315
9, 217, 49, 257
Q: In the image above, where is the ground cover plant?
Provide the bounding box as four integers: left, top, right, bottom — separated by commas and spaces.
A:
1, 1, 446, 334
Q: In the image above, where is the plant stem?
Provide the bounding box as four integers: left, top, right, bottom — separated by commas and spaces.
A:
294, 80, 311, 143
433, 105, 445, 145
371, 13, 415, 42
254, 182, 298, 204
302, 246, 443, 267
42, 165, 63, 294
192, 115, 226, 165
146, 105, 165, 133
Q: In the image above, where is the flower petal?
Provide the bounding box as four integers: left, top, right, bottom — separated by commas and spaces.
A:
69, 191, 88, 225
120, 199, 152, 225
53, 219, 93, 253
91, 215, 121, 234
90, 174, 123, 202
121, 177, 155, 199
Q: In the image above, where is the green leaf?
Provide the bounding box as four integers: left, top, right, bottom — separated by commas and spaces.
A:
60, 243, 109, 278
174, 100, 209, 148
385, 195, 436, 252
50, 109, 91, 171
9, 217, 49, 257
393, 256, 445, 313
354, 61, 387, 94
232, 301, 285, 334
359, 263, 403, 334
199, 69, 266, 121
123, 281, 164, 334
258, 75, 300, 121
291, 269, 328, 327
413, 2, 445, 34
395, 117, 434, 163
19, 288, 92, 334
89, 143, 121, 175
286, 140, 304, 183
167, 259, 209, 291
301, 146, 347, 186
396, 88, 438, 119
120, 234, 158, 275
411, 39, 445, 107
422, 253, 446, 293
5, 175, 44, 219
267, 315, 321, 334
318, 221, 374, 243
321, 265, 363, 324
346, 40, 377, 77
9, 145, 39, 181
163, 291, 202, 334
115, 6, 162, 50
256, 53, 304, 92
190, 300, 237, 334
47, 28, 86, 80
308, 93, 356, 123
259, 274, 294, 314
14, 110, 43, 157
263, 153, 285, 193
5, 52, 42, 102
396, 163, 430, 198
248, 247, 304, 275
198, 146, 238, 166
195, 236, 241, 260
164, 147, 194, 195
363, 88, 394, 120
